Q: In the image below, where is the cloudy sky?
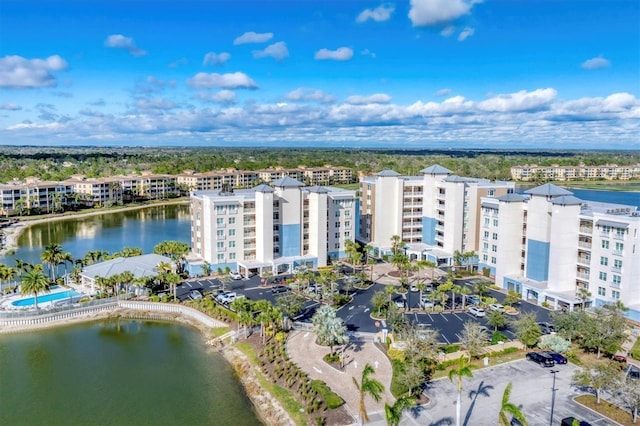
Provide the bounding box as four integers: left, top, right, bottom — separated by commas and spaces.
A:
1, 0, 638, 148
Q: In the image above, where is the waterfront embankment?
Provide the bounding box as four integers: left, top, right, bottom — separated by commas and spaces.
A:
0, 199, 189, 257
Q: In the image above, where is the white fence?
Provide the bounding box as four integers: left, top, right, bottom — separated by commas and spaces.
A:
0, 300, 228, 330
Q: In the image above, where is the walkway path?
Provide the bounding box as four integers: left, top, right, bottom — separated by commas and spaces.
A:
286, 330, 395, 425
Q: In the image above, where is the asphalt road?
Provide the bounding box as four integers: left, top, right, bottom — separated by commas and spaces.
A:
175, 275, 557, 345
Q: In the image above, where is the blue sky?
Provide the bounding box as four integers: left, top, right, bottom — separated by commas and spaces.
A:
0, 0, 638, 149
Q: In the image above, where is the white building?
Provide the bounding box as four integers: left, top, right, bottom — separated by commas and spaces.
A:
189, 177, 357, 276
358, 166, 514, 266
479, 183, 640, 319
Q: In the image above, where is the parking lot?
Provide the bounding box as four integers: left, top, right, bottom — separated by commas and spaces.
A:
412, 359, 614, 426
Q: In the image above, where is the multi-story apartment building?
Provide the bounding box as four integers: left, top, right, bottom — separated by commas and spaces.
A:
358, 165, 514, 266
479, 183, 640, 319
0, 177, 72, 215
188, 177, 357, 276
511, 164, 640, 181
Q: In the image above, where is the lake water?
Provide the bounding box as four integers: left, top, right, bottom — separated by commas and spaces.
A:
516, 185, 639, 208
0, 320, 261, 426
2, 203, 191, 267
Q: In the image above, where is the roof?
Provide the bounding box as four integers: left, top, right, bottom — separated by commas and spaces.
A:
271, 176, 304, 187
376, 170, 401, 177
80, 254, 172, 280
306, 186, 329, 194
496, 193, 529, 203
596, 219, 629, 229
443, 175, 476, 183
524, 183, 573, 197
252, 184, 274, 193
420, 165, 453, 175
551, 195, 583, 206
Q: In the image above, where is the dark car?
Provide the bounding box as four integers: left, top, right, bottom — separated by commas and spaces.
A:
541, 351, 567, 364
526, 351, 555, 367
612, 354, 628, 363
271, 285, 290, 294
537, 322, 555, 334
561, 417, 592, 426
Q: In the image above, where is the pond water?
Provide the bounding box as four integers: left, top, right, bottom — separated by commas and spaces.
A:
0, 319, 262, 426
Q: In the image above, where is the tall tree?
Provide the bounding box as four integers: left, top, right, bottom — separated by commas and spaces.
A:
353, 363, 385, 425
512, 312, 541, 349
312, 304, 349, 354
498, 382, 528, 426
459, 321, 489, 361
20, 267, 50, 310
448, 355, 473, 426
384, 395, 415, 426
40, 243, 64, 281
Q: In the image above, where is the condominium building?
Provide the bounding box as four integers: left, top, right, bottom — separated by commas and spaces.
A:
0, 177, 73, 215
511, 164, 640, 181
358, 165, 514, 266
188, 177, 357, 276
479, 183, 640, 319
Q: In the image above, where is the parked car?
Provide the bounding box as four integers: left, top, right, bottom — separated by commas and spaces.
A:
215, 291, 238, 304
420, 297, 434, 309
537, 322, 556, 334
612, 354, 628, 363
468, 306, 486, 317
271, 285, 290, 294
467, 295, 481, 305
229, 271, 243, 280
628, 366, 640, 380
394, 297, 406, 309
189, 290, 203, 300
561, 417, 592, 426
541, 351, 567, 364
306, 284, 321, 294
526, 351, 555, 367
489, 303, 505, 312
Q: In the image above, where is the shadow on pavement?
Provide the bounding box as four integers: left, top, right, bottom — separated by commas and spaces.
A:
463, 380, 494, 426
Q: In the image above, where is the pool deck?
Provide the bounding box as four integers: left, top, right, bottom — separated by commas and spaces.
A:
0, 284, 92, 311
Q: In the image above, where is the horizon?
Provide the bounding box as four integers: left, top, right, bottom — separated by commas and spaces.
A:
1, 0, 638, 149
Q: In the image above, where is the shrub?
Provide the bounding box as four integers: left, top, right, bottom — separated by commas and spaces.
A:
323, 352, 340, 363
491, 331, 509, 345
387, 346, 406, 362
310, 380, 344, 409
539, 334, 570, 353
631, 338, 640, 361
149, 295, 159, 302
441, 344, 461, 354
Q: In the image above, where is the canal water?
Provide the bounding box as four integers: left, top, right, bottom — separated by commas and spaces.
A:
0, 319, 261, 426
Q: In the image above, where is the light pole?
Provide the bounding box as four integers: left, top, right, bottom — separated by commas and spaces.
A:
549, 369, 559, 426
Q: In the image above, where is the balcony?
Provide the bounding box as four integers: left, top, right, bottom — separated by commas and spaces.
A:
613, 250, 624, 256
613, 233, 625, 240
578, 241, 592, 249
243, 232, 256, 238
576, 272, 590, 280
610, 281, 621, 289
579, 226, 593, 234
576, 257, 591, 266
243, 221, 256, 226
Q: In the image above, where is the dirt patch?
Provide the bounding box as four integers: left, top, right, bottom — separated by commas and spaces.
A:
387, 270, 414, 278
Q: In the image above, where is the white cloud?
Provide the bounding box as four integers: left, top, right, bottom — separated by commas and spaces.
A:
104, 34, 147, 56
203, 52, 231, 66
252, 42, 289, 61
284, 88, 335, 104
409, 0, 478, 26
360, 49, 377, 58
196, 90, 237, 104
0, 55, 68, 88
233, 31, 273, 45
345, 94, 392, 105
186, 72, 258, 89
314, 47, 354, 61
581, 56, 611, 70
356, 4, 395, 22
135, 98, 176, 110
436, 88, 451, 97
478, 88, 557, 112
458, 27, 475, 41
0, 103, 22, 111
440, 26, 455, 37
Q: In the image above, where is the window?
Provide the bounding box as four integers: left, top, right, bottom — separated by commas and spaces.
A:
345, 210, 351, 217
217, 254, 224, 262
601, 240, 609, 249
215, 205, 225, 214
335, 222, 340, 228
484, 218, 490, 225
612, 290, 620, 300
216, 217, 224, 227
600, 256, 608, 266
335, 232, 340, 238
488, 189, 495, 196
229, 229, 236, 237
491, 245, 497, 252
216, 230, 224, 239
599, 271, 607, 281
493, 219, 498, 227
491, 257, 496, 264
335, 211, 340, 217
613, 275, 621, 285
344, 231, 350, 238
229, 241, 236, 248
492, 233, 498, 240
484, 231, 489, 239
229, 206, 238, 214
229, 253, 236, 260
483, 242, 489, 250
601, 225, 611, 234
598, 287, 606, 296
615, 242, 624, 253
615, 228, 625, 237
216, 242, 224, 250
228, 217, 235, 225
483, 254, 488, 261
614, 259, 622, 269
334, 243, 340, 249
345, 221, 351, 227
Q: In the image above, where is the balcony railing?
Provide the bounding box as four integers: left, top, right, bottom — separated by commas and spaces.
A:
611, 282, 621, 289
578, 242, 592, 249
613, 250, 624, 256
576, 272, 590, 280
611, 266, 622, 273
576, 257, 590, 265
613, 234, 625, 240
579, 227, 593, 234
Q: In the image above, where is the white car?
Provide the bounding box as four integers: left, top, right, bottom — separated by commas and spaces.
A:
420, 297, 434, 309
489, 303, 505, 312
229, 271, 242, 280
468, 306, 486, 317
189, 290, 203, 300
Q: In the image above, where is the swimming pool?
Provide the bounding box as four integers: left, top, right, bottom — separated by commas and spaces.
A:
12, 288, 82, 307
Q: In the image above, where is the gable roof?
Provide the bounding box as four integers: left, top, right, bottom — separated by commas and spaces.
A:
376, 170, 401, 177
420, 165, 453, 175
271, 176, 304, 187
551, 195, 583, 206
253, 184, 274, 193
524, 183, 573, 197
80, 253, 172, 280
497, 193, 529, 203
306, 186, 329, 194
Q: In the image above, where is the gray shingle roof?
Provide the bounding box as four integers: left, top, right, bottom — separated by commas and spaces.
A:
376, 170, 401, 177
420, 165, 453, 175
497, 193, 529, 202
551, 195, 583, 206
253, 184, 274, 193
271, 176, 304, 187
443, 175, 476, 183
81, 254, 172, 280
524, 183, 573, 197
306, 186, 329, 193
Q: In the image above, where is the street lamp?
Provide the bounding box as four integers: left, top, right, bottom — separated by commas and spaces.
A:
549, 369, 559, 426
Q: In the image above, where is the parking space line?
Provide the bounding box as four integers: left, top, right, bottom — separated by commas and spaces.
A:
452, 313, 465, 321
186, 283, 192, 288
441, 334, 450, 344
440, 313, 448, 322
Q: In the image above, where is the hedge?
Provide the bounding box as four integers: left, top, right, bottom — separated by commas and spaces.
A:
310, 380, 344, 409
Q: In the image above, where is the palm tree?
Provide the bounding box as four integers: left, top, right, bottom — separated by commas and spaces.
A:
353, 363, 385, 424
20, 267, 50, 310
312, 304, 349, 354
498, 382, 528, 426
384, 395, 415, 426
40, 243, 64, 281
448, 355, 473, 426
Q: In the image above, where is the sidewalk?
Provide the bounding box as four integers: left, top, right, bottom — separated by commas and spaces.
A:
286, 330, 395, 425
